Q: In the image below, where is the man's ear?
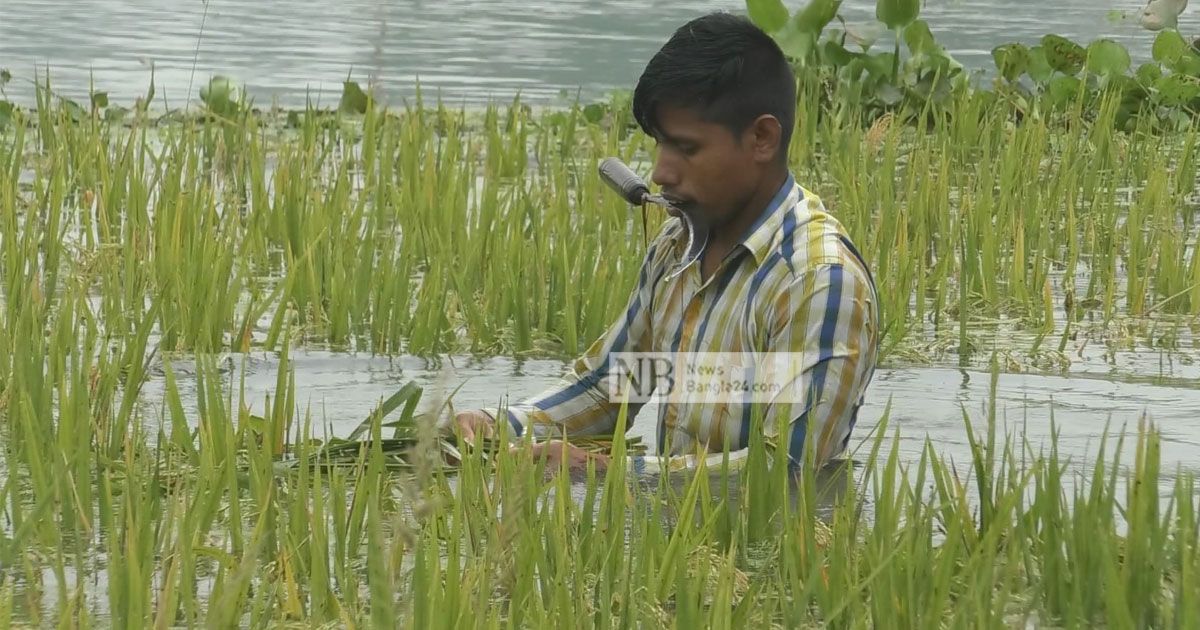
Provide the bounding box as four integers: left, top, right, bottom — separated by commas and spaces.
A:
747, 114, 783, 164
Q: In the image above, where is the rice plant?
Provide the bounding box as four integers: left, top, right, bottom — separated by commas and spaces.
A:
0, 76, 1198, 626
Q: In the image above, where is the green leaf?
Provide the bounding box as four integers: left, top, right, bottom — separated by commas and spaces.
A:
90, 91, 109, 109
1046, 75, 1083, 109
104, 105, 129, 123
863, 51, 897, 80
876, 82, 903, 106
62, 98, 86, 121
843, 21, 886, 50
0, 101, 12, 129
1040, 34, 1086, 76
1116, 95, 1145, 131
244, 414, 269, 434
776, 0, 841, 62
338, 80, 369, 115
1155, 74, 1200, 107
792, 0, 842, 35
840, 57, 868, 83
929, 53, 963, 78
903, 19, 936, 55
876, 0, 919, 30
912, 69, 954, 104
1153, 30, 1187, 66
1176, 53, 1200, 76
1136, 62, 1163, 87
1027, 46, 1055, 84
0, 69, 10, 87
143, 66, 155, 110
745, 0, 790, 33
582, 102, 606, 124
199, 75, 239, 115
776, 28, 818, 61
821, 39, 860, 67
347, 381, 423, 442
1086, 39, 1131, 77
992, 43, 1031, 82
1106, 75, 1143, 101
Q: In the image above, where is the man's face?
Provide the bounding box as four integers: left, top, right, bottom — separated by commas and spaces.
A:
649, 104, 761, 231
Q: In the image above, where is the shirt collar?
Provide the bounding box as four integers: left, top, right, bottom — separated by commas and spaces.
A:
737, 172, 798, 266
665, 172, 801, 271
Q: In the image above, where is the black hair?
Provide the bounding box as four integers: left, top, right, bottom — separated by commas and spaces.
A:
632, 12, 796, 165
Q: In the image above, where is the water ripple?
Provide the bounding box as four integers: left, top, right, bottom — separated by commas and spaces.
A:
3, 0, 1192, 108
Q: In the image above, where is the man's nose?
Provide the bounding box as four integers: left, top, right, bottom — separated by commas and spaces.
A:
651, 154, 680, 190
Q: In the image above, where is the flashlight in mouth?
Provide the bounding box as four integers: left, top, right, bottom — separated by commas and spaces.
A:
597, 157, 702, 277
597, 157, 682, 211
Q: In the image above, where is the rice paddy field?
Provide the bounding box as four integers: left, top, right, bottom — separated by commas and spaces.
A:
2, 63, 1200, 628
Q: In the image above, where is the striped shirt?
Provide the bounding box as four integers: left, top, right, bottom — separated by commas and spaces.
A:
486, 173, 879, 472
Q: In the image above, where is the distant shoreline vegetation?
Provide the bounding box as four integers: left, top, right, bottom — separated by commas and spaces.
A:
743, 0, 1200, 131
3, 1, 1200, 132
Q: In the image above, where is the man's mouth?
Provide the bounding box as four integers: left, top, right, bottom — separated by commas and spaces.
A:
661, 193, 694, 212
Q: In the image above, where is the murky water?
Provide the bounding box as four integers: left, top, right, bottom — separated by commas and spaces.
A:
2, 0, 1196, 108
138, 344, 1200, 497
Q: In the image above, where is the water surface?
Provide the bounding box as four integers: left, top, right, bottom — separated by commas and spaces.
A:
141, 347, 1200, 496
2, 0, 1194, 108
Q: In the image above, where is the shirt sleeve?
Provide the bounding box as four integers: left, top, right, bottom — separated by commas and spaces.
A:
762, 262, 878, 468
481, 224, 677, 440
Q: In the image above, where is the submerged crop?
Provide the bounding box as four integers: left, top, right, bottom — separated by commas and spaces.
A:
0, 54, 1198, 625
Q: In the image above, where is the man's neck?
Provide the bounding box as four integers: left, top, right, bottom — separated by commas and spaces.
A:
707, 167, 790, 257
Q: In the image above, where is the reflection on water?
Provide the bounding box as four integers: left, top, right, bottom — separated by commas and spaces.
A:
1, 0, 1193, 107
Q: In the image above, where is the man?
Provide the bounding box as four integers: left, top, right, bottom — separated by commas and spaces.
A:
453, 11, 879, 473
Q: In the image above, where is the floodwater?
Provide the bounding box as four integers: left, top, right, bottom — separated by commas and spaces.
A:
7, 342, 1198, 622
139, 338, 1200, 496
2, 0, 1197, 107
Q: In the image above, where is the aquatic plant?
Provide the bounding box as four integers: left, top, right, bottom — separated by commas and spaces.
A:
1, 72, 1197, 366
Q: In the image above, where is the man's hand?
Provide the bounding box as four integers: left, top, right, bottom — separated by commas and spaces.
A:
520, 440, 609, 473
452, 412, 608, 473
452, 409, 497, 443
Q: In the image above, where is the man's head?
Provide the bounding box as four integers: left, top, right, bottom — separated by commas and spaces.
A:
632, 12, 796, 232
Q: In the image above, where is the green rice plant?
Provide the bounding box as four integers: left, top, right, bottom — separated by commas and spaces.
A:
8, 76, 1199, 365
0, 345, 1198, 627
3, 75, 1200, 626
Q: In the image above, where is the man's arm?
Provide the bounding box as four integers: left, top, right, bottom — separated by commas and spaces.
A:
474, 230, 676, 441
761, 261, 878, 468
